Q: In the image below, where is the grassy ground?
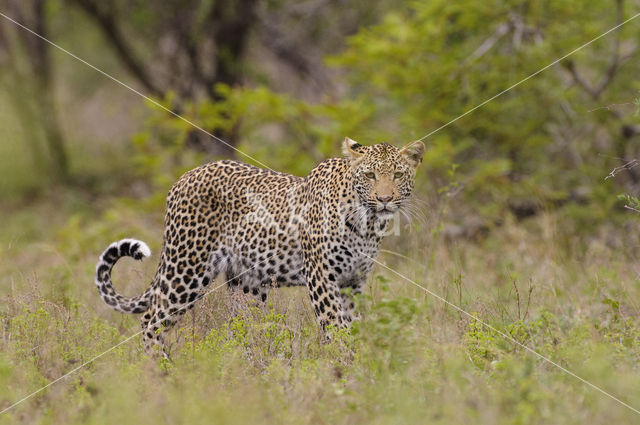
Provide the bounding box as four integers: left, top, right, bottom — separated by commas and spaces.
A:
1, 190, 640, 424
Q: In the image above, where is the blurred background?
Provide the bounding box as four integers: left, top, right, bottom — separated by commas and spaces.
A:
2, 1, 640, 423
1, 0, 639, 220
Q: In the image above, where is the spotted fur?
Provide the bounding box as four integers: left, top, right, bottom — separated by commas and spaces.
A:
95, 138, 425, 358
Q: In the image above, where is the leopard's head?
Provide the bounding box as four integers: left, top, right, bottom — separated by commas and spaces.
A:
343, 137, 425, 218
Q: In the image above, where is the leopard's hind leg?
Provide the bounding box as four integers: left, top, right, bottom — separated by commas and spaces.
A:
141, 259, 219, 359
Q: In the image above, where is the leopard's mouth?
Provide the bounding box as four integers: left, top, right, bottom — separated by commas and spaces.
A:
366, 201, 399, 217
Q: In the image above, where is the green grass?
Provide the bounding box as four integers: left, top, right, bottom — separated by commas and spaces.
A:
1, 196, 640, 425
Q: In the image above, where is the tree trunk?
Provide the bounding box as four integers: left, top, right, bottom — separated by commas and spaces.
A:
2, 0, 69, 181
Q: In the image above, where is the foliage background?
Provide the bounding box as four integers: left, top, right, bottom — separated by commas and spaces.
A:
1, 0, 640, 423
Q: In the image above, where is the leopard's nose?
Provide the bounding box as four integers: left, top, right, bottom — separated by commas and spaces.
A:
376, 195, 393, 203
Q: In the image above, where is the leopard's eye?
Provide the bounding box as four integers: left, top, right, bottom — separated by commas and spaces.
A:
393, 171, 404, 179
364, 171, 376, 179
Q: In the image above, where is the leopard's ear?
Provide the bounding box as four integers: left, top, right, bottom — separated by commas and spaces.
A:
342, 137, 363, 159
399, 141, 425, 168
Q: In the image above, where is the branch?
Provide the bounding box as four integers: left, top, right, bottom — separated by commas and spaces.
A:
259, 20, 317, 78
466, 21, 511, 62
564, 60, 599, 99
564, 0, 628, 100
605, 159, 639, 180
592, 0, 623, 96
624, 204, 640, 214
256, 0, 332, 89
69, 0, 162, 96
183, 32, 213, 98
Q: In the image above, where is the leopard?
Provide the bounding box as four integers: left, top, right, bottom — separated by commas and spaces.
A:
94, 137, 425, 358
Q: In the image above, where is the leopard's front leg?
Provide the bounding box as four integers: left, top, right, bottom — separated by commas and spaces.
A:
302, 240, 351, 332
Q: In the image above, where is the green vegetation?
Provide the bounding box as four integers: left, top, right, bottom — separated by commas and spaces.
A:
1, 0, 640, 424
2, 205, 640, 424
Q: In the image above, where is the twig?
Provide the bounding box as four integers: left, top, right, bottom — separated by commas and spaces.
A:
604, 159, 639, 180
587, 102, 634, 113
623, 204, 640, 214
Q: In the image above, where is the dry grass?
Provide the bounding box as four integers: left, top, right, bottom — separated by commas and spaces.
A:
1, 195, 640, 424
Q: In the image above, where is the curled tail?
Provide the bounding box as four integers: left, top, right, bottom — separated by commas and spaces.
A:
95, 238, 152, 314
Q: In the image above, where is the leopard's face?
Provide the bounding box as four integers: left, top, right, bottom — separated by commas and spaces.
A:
344, 139, 426, 218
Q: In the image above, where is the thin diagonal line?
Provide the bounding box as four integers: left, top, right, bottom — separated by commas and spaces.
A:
0, 12, 273, 171
417, 11, 640, 141
367, 252, 640, 416
0, 257, 269, 415
1, 4, 638, 418
0, 326, 144, 416
0, 10, 279, 415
